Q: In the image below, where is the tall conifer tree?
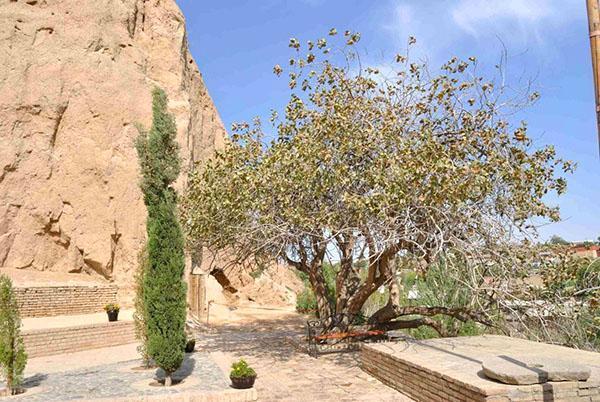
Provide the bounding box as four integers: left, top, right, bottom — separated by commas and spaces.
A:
136, 88, 186, 386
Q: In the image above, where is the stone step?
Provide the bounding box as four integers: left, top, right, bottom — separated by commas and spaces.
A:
23, 321, 136, 358
15, 284, 118, 318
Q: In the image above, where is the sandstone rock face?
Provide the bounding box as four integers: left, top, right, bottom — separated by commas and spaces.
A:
0, 0, 226, 297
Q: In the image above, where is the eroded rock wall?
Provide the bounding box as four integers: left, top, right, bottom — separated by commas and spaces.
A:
0, 0, 226, 296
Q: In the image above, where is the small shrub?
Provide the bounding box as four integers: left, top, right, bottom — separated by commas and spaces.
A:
295, 287, 317, 313
230, 359, 256, 378
294, 263, 337, 314
398, 259, 490, 339
0, 275, 27, 395
104, 303, 120, 313
533, 253, 600, 351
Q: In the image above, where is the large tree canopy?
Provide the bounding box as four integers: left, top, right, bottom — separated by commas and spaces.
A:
182, 31, 573, 334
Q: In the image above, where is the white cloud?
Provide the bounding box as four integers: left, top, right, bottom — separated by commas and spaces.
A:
383, 0, 583, 64
450, 0, 580, 45
452, 0, 555, 37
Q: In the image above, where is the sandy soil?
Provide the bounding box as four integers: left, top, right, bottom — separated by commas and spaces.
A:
205, 302, 299, 326
201, 270, 302, 327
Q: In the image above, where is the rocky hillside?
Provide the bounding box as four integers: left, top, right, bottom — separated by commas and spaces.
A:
0, 0, 226, 296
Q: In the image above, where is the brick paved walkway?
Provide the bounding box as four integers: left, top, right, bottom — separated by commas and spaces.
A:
193, 317, 412, 402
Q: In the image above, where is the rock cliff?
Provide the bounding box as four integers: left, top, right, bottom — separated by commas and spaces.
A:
0, 0, 226, 296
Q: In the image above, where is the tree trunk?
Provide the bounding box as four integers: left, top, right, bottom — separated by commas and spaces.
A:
308, 269, 332, 320
346, 253, 392, 316
164, 374, 173, 387
368, 278, 402, 324
209, 268, 238, 294
7, 335, 14, 395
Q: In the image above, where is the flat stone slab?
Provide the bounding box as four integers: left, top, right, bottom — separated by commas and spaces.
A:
361, 335, 600, 401
482, 355, 591, 385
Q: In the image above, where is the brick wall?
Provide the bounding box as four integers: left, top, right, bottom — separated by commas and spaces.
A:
361, 344, 486, 401
360, 345, 600, 401
23, 321, 136, 358
15, 285, 118, 317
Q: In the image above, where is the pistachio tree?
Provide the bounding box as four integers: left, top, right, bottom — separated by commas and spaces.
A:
182, 31, 572, 334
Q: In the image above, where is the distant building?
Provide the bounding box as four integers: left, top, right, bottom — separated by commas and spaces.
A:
570, 244, 600, 258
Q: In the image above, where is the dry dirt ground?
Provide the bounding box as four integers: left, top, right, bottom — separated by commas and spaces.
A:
192, 308, 412, 402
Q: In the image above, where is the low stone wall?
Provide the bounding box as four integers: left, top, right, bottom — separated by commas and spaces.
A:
23, 321, 136, 358
361, 344, 487, 401
15, 285, 118, 317
360, 338, 600, 402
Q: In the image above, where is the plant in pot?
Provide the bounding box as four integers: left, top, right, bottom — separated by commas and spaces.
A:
184, 336, 196, 353
230, 359, 256, 389
104, 303, 120, 322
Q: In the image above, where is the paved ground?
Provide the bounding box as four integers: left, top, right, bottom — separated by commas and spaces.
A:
3, 353, 232, 401
25, 343, 141, 375
192, 316, 412, 402
8, 311, 411, 401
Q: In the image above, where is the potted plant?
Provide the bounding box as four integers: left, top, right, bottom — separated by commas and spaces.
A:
230, 359, 256, 389
104, 303, 120, 322
185, 337, 196, 353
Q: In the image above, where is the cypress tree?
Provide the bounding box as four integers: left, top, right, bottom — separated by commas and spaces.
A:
133, 246, 151, 368
136, 88, 186, 386
0, 275, 27, 395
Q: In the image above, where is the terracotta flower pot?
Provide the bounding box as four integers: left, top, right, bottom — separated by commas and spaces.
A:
230, 375, 256, 389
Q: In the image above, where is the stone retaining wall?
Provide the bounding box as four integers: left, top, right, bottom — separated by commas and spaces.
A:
23, 321, 136, 358
360, 343, 600, 402
15, 285, 118, 317
361, 344, 487, 401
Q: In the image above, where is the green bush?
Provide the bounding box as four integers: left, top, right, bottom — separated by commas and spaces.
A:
537, 253, 600, 351
294, 263, 338, 314
136, 88, 187, 385
230, 359, 256, 378
296, 287, 317, 313
399, 260, 488, 339
0, 275, 26, 395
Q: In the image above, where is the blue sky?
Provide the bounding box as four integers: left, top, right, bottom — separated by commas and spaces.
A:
177, 0, 598, 243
